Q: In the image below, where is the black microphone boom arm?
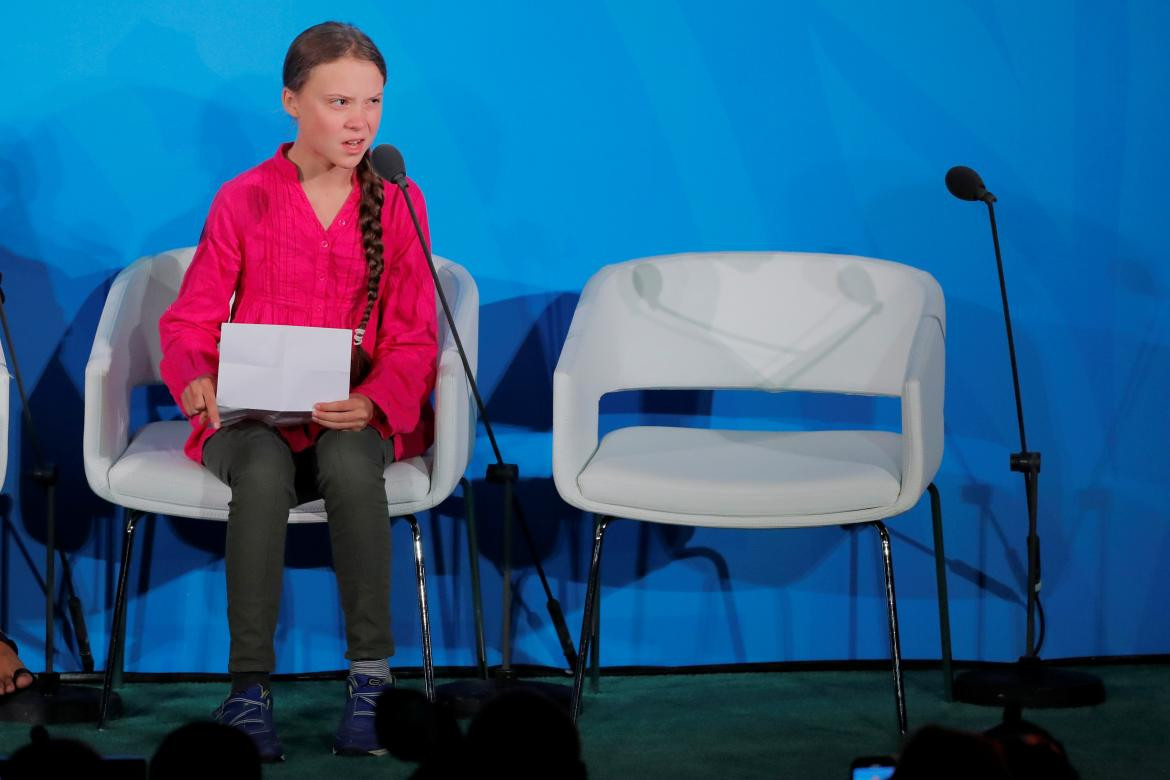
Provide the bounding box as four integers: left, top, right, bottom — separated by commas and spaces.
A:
387, 173, 580, 672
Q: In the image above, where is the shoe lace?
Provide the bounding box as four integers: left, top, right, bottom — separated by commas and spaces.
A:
216, 693, 271, 729
348, 678, 385, 718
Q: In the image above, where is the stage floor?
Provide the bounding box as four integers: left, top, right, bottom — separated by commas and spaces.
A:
0, 665, 1164, 778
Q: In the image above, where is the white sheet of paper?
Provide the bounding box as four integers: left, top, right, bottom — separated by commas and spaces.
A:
217, 323, 351, 412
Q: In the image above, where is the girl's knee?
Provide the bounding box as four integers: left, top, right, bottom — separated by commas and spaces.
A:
228, 442, 296, 495
316, 430, 385, 490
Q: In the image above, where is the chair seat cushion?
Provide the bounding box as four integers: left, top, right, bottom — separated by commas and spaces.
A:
107, 421, 431, 521
577, 427, 902, 518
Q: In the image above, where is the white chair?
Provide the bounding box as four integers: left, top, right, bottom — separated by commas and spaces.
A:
552, 251, 951, 734
84, 247, 483, 726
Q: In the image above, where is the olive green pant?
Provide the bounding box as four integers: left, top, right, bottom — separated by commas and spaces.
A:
203, 421, 395, 674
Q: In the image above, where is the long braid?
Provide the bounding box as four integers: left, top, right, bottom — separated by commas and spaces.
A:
351, 152, 385, 385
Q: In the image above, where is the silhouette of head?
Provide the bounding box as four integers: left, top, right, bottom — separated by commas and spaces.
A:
464, 690, 585, 780
149, 721, 261, 779
4, 725, 103, 779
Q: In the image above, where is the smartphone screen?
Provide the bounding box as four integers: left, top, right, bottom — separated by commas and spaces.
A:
852, 767, 895, 780
851, 756, 896, 780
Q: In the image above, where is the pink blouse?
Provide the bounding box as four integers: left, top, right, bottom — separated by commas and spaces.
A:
159, 143, 438, 464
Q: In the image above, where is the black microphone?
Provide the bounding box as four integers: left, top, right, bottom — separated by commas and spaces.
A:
371, 144, 407, 185
945, 165, 996, 203
943, 164, 1106, 707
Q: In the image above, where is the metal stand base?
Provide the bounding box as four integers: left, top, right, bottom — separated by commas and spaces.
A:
0, 675, 120, 724
954, 656, 1105, 709
436, 675, 572, 719
435, 466, 577, 720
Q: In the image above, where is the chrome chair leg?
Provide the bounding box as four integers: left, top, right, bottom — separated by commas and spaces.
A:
928, 483, 954, 700
406, 514, 435, 702
99, 508, 142, 729
461, 477, 488, 679
571, 515, 612, 724
875, 521, 908, 735
589, 514, 603, 693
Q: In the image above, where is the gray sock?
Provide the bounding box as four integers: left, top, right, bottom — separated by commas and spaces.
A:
350, 658, 390, 682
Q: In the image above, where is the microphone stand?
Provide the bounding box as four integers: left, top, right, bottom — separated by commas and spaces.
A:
0, 271, 112, 724
950, 195, 1105, 715
388, 180, 577, 714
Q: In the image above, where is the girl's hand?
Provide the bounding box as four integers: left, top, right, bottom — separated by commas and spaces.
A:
313, 393, 375, 431
181, 374, 221, 429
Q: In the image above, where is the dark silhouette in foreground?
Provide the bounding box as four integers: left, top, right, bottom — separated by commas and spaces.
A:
149, 720, 262, 779
376, 687, 587, 779
893, 719, 1078, 780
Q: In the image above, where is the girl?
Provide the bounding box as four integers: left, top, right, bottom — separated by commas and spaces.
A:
159, 22, 437, 761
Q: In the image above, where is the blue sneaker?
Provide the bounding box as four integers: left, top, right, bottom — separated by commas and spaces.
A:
212, 684, 285, 763
333, 673, 392, 756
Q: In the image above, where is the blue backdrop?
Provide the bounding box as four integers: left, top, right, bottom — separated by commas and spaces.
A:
1, 1, 1167, 675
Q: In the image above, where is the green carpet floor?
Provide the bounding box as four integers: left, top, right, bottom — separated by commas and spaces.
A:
0, 666, 1166, 778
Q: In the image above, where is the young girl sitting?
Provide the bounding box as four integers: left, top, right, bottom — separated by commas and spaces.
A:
159, 21, 437, 761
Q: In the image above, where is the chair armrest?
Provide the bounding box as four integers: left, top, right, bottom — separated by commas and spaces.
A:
84, 260, 155, 503
428, 345, 476, 501
426, 261, 479, 502
552, 367, 603, 509
898, 315, 945, 504
552, 279, 610, 508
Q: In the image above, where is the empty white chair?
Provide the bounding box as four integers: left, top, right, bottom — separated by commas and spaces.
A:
553, 251, 951, 733
84, 247, 484, 725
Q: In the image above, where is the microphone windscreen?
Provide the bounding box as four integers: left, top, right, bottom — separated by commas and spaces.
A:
945, 165, 986, 201
371, 144, 407, 183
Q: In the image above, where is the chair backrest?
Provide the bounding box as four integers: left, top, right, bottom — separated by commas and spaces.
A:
107, 247, 471, 387
567, 251, 944, 397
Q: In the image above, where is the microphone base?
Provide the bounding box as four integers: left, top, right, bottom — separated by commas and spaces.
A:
0, 674, 120, 724
436, 673, 572, 719
953, 656, 1105, 710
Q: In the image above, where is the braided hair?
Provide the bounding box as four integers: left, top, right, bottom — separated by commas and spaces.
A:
350, 153, 385, 383
283, 22, 387, 385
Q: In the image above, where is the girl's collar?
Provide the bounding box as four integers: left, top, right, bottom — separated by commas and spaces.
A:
273, 142, 300, 181
273, 142, 360, 187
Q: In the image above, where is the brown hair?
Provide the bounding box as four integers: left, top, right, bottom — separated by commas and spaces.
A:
284, 21, 387, 385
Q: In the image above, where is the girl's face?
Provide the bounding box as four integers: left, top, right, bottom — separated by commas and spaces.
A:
282, 56, 384, 173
